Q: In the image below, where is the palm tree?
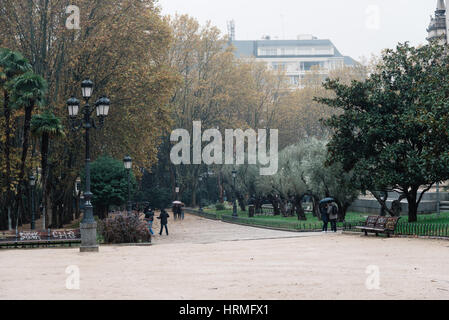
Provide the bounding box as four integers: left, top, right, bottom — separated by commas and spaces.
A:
8, 71, 47, 225
0, 48, 32, 230
31, 111, 65, 229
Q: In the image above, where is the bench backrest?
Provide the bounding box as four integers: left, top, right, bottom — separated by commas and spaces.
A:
365, 216, 379, 228
375, 216, 388, 229
17, 229, 81, 241
385, 217, 401, 232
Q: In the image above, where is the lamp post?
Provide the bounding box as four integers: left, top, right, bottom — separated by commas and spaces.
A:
198, 176, 203, 212
29, 175, 36, 230
123, 156, 132, 215
175, 187, 180, 201
232, 170, 238, 217
67, 79, 110, 253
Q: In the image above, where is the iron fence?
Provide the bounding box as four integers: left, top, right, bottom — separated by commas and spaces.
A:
186, 209, 449, 238
343, 221, 449, 238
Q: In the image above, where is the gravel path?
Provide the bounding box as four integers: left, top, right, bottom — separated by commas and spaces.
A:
1, 213, 449, 300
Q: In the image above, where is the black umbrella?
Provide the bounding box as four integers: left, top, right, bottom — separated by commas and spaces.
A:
320, 198, 336, 205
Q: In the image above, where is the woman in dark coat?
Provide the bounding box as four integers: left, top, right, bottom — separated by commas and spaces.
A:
328, 203, 339, 233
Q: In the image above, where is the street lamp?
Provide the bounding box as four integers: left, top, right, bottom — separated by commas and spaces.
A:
198, 176, 203, 212
29, 175, 36, 230
175, 187, 180, 201
123, 156, 132, 215
232, 170, 238, 217
67, 79, 110, 253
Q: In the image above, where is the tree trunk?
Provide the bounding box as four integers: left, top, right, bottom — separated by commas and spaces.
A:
407, 189, 418, 223
191, 185, 197, 208
370, 190, 394, 216
50, 202, 57, 228
41, 133, 49, 228
295, 195, 307, 221
311, 195, 321, 221
7, 207, 12, 231
237, 194, 246, 212
268, 196, 281, 216
4, 91, 12, 230
379, 191, 388, 216
340, 203, 350, 222
15, 102, 35, 219
218, 172, 224, 203
279, 198, 287, 217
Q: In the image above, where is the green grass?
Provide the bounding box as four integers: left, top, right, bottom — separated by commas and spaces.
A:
204, 208, 449, 224
199, 207, 449, 237
411, 212, 449, 224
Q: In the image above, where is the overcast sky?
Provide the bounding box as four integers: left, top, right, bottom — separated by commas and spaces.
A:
157, 0, 437, 60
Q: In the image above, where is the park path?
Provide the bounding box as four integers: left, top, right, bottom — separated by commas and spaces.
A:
1, 213, 449, 300
150, 212, 323, 245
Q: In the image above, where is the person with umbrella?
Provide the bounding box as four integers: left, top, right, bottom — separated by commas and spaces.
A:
328, 202, 339, 233
172, 201, 184, 220
320, 198, 334, 233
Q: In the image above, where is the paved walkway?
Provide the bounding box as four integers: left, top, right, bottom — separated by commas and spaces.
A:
150, 213, 322, 245
1, 214, 449, 300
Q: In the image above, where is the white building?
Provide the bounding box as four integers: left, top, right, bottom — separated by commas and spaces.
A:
427, 0, 448, 44
232, 34, 356, 88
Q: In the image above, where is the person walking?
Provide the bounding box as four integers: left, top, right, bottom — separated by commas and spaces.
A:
144, 206, 155, 236
172, 205, 177, 221
158, 209, 170, 236
176, 205, 181, 220
321, 203, 329, 233
328, 203, 338, 233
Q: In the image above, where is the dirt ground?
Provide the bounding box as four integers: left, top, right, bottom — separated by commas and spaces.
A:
1, 213, 449, 300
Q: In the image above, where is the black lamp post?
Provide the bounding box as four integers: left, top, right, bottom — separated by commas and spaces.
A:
198, 176, 203, 212
175, 187, 180, 201
67, 79, 110, 253
29, 175, 36, 230
232, 170, 238, 217
123, 156, 132, 215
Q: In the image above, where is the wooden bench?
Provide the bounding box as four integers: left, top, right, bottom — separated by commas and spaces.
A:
256, 205, 275, 216
0, 229, 81, 248
355, 216, 401, 237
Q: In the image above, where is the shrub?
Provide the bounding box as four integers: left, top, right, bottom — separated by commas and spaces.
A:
215, 202, 226, 211
99, 214, 151, 244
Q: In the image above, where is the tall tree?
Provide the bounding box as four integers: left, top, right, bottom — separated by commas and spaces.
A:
31, 111, 65, 227
0, 48, 32, 229
89, 155, 136, 219
0, 1, 177, 226
318, 42, 449, 222
8, 71, 47, 220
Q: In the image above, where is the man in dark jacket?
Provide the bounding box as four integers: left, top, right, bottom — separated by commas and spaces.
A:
157, 209, 170, 236
320, 203, 329, 233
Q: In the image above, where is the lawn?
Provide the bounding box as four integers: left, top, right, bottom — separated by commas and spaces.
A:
204, 207, 449, 225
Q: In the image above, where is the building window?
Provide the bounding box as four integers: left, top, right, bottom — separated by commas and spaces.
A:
259, 48, 278, 56
289, 75, 299, 85
272, 62, 286, 71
